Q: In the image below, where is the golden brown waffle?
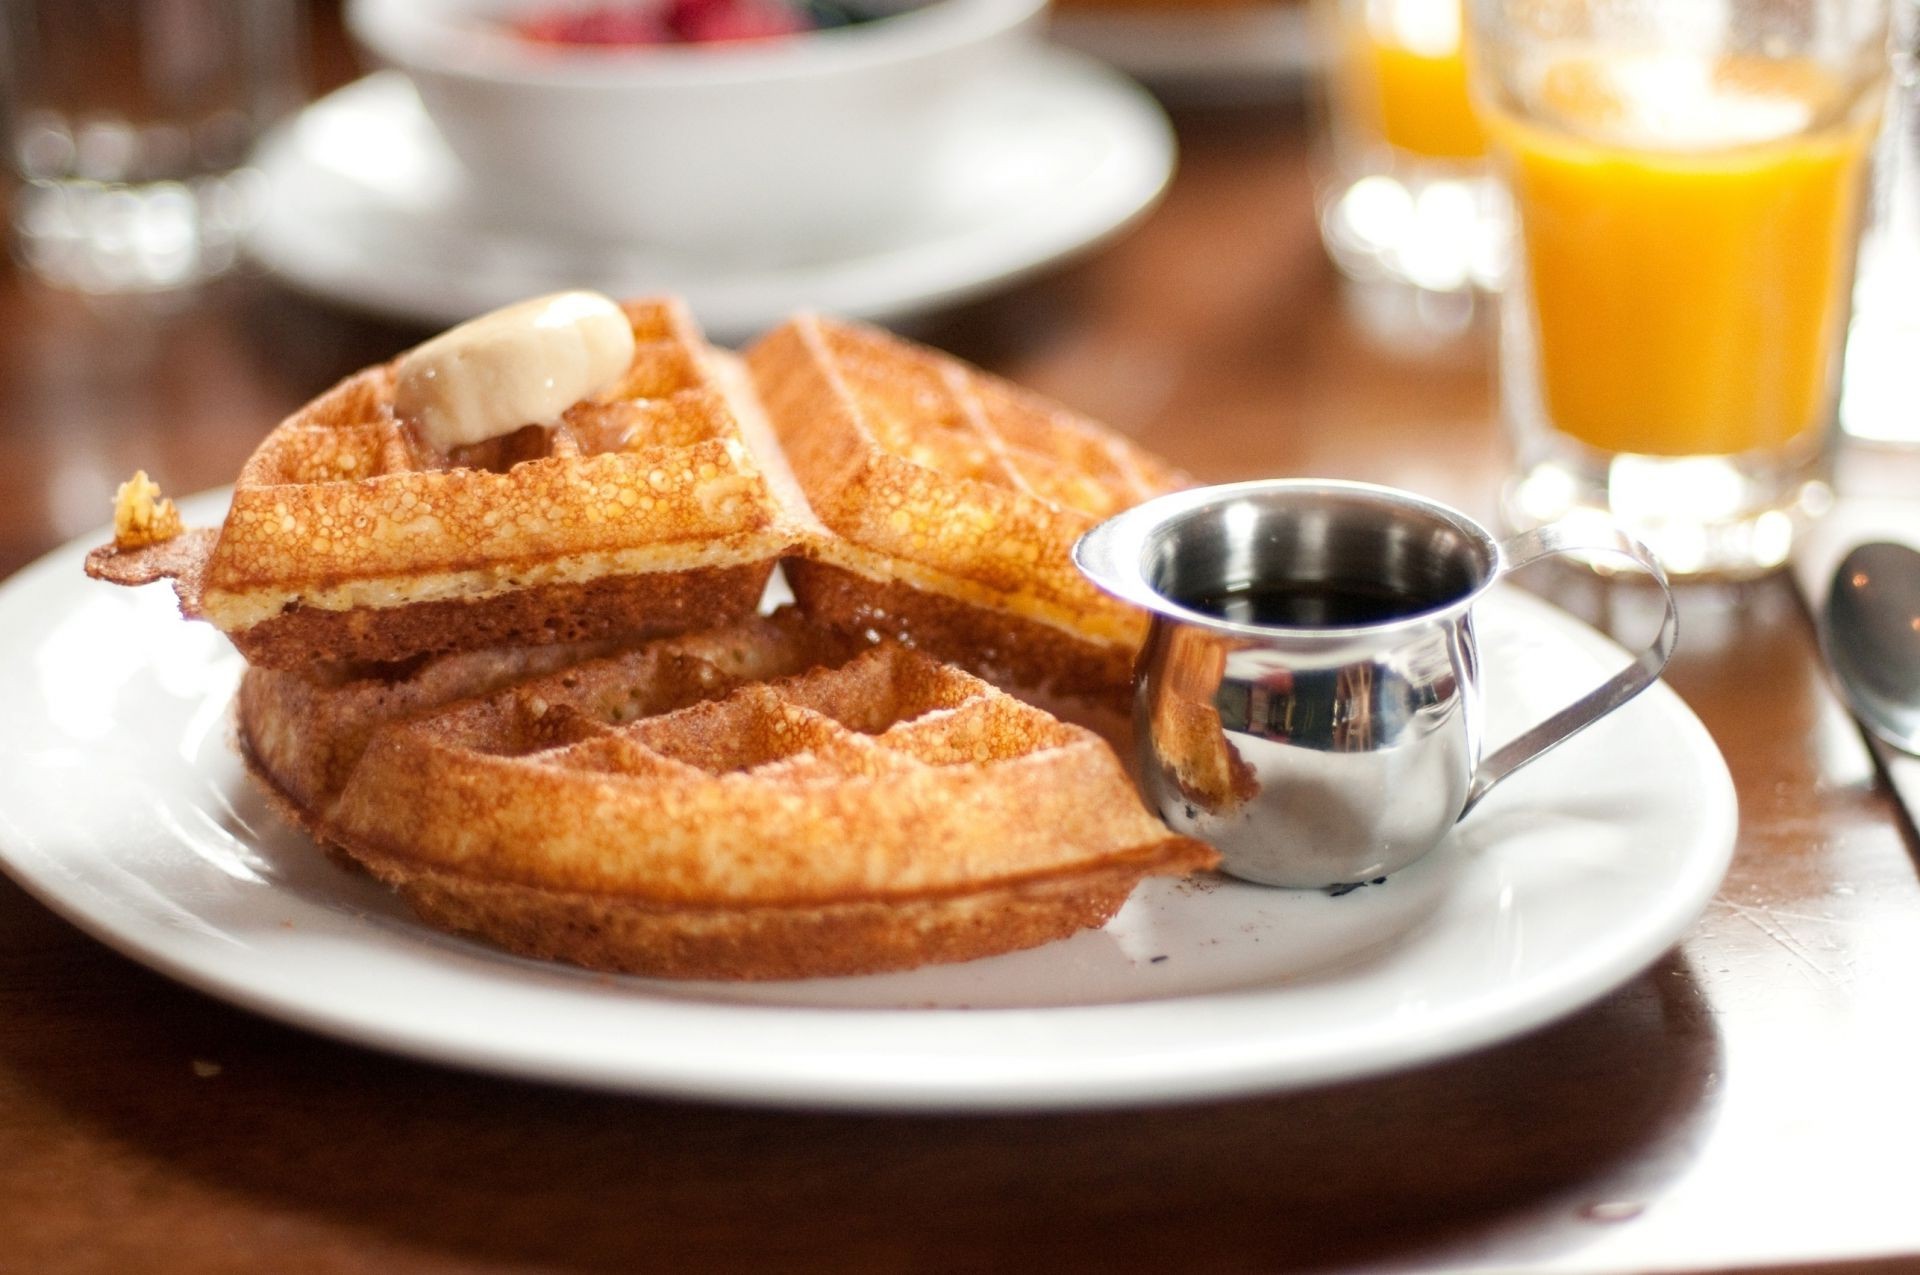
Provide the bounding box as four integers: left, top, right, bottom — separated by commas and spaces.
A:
88, 298, 798, 670
744, 314, 1189, 706
240, 611, 1216, 980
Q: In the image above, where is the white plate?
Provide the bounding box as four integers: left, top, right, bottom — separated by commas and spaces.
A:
0, 493, 1735, 1112
1051, 5, 1317, 98
246, 56, 1175, 343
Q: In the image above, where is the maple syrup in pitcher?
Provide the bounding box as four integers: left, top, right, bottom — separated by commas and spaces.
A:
1176, 579, 1451, 628
1073, 478, 1678, 886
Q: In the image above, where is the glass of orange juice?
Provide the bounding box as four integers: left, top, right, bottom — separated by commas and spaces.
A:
1317, 0, 1507, 303
1474, 0, 1889, 577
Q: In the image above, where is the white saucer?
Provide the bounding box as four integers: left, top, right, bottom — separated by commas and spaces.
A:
247, 56, 1175, 341
1052, 5, 1316, 97
0, 492, 1736, 1112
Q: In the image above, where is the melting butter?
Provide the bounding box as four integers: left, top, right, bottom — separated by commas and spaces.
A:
394, 291, 635, 452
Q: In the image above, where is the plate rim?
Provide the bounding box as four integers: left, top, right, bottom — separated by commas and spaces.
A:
0, 498, 1738, 1112
1051, 4, 1318, 85
245, 53, 1177, 339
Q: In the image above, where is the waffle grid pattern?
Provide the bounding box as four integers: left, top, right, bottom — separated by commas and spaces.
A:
299, 613, 1203, 905
468, 642, 1080, 788
818, 319, 1176, 523
747, 313, 1191, 662
242, 305, 726, 485
205, 298, 784, 597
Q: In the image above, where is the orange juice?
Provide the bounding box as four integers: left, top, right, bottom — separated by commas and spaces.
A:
1363, 6, 1484, 159
1487, 54, 1877, 457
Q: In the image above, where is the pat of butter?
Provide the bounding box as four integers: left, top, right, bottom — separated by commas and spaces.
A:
394, 291, 636, 451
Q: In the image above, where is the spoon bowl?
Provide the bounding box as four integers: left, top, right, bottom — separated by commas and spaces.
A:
1821, 540, 1920, 755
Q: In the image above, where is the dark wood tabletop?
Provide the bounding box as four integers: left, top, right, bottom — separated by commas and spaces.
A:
6, 16, 1920, 1275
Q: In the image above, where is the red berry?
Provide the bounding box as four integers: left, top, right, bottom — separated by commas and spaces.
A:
513, 5, 672, 46
668, 0, 809, 44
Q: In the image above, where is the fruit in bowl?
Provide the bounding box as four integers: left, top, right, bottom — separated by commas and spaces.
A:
347, 0, 1047, 261
511, 0, 856, 46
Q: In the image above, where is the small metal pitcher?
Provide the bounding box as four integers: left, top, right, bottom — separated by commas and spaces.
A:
1074, 480, 1678, 888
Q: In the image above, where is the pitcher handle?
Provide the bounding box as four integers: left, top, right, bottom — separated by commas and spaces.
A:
1459, 522, 1679, 818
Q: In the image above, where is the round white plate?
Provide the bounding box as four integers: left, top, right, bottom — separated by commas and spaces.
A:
1052, 5, 1316, 98
0, 493, 1735, 1112
247, 56, 1175, 343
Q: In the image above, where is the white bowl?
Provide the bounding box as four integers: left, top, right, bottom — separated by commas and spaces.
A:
347, 0, 1048, 262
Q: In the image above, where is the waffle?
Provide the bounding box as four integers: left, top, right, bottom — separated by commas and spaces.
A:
87, 298, 799, 670
239, 611, 1216, 980
745, 314, 1190, 707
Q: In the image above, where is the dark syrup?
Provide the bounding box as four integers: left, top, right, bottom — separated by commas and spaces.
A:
1176, 579, 1444, 628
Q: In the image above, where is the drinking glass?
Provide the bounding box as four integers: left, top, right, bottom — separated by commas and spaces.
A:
1841, 0, 1920, 444
1474, 0, 1889, 578
1316, 0, 1508, 300
1, 0, 305, 293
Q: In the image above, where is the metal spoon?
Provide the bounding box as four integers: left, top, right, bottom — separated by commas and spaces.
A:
1822, 541, 1920, 756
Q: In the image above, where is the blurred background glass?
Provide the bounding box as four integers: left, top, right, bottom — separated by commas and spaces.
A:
0, 0, 305, 293
1841, 0, 1920, 445
1477, 0, 1889, 579
1314, 0, 1506, 310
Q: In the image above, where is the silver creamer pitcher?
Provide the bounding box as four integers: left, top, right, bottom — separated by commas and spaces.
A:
1074, 480, 1678, 888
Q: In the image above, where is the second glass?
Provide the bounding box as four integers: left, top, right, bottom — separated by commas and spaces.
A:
1317, 0, 1507, 298
1474, 0, 1888, 577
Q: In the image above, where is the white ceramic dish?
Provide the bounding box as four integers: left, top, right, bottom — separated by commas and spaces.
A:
247, 59, 1173, 341
0, 491, 1736, 1112
1052, 3, 1316, 98
347, 0, 1046, 255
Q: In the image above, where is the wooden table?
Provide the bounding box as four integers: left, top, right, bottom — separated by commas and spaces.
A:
6, 35, 1920, 1275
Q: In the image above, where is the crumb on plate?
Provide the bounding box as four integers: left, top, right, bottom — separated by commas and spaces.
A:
112, 470, 183, 550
